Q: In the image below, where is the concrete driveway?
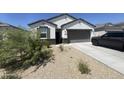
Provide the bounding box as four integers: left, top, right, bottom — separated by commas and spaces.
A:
70, 42, 124, 74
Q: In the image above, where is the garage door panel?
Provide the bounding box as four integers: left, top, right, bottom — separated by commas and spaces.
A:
70, 39, 90, 43
68, 29, 91, 43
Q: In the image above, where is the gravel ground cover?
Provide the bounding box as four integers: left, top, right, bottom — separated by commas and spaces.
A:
18, 45, 124, 79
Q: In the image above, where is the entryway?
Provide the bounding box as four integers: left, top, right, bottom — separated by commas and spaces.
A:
56, 29, 62, 44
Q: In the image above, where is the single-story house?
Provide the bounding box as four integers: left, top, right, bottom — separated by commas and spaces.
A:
0, 22, 25, 31
28, 14, 95, 44
94, 23, 123, 36
0, 22, 27, 40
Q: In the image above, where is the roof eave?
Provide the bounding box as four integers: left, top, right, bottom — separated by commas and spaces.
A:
28, 20, 57, 27
47, 13, 77, 21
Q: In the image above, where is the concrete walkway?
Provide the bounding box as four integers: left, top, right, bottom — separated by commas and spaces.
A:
70, 42, 124, 74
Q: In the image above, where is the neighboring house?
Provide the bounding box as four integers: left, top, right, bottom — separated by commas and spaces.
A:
94, 23, 123, 36
114, 22, 124, 30
28, 14, 95, 44
0, 22, 24, 31
0, 22, 27, 40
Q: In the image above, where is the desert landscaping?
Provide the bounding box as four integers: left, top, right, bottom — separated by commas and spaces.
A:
0, 13, 124, 79
0, 29, 124, 79
14, 45, 124, 79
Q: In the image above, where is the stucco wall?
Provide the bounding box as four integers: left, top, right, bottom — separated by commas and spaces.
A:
63, 21, 94, 29
49, 15, 74, 28
62, 29, 68, 39
30, 22, 56, 39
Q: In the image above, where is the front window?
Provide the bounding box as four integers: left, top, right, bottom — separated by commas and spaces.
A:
38, 26, 49, 39
40, 33, 47, 38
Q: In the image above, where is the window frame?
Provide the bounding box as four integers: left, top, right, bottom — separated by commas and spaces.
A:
38, 26, 49, 39
40, 31, 47, 39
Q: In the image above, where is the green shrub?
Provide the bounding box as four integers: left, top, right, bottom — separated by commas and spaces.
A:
0, 30, 53, 72
1, 73, 21, 79
59, 45, 64, 51
42, 40, 51, 48
78, 62, 91, 74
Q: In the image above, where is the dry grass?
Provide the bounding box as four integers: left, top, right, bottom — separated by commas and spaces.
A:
0, 73, 21, 79
78, 61, 91, 74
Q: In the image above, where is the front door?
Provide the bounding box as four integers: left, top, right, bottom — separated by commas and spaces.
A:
56, 29, 62, 44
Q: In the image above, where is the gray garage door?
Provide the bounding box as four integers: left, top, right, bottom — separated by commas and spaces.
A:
67, 29, 91, 43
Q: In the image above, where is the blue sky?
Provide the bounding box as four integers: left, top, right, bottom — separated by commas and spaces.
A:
0, 13, 124, 28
